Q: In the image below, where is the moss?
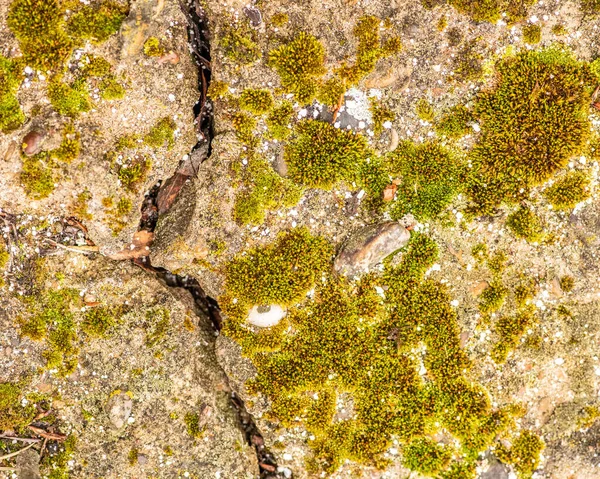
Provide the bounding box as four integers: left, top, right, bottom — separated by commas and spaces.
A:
207, 80, 229, 99
402, 438, 452, 476
81, 55, 112, 77
284, 119, 371, 189
316, 77, 346, 108
224, 232, 521, 474
0, 242, 8, 271
560, 275, 574, 293
577, 405, 600, 429
71, 190, 92, 220
479, 282, 508, 314
48, 77, 91, 117
52, 122, 81, 163
104, 197, 133, 235
44, 434, 76, 479
225, 228, 332, 308
184, 412, 204, 438
522, 24, 542, 44
144, 117, 176, 149
506, 206, 544, 243
451, 40, 484, 83
471, 243, 488, 265
117, 156, 151, 191
543, 170, 591, 210
220, 19, 261, 65
496, 430, 544, 479
270, 12, 289, 27
144, 308, 170, 348
7, 0, 73, 71
20, 154, 55, 199
514, 276, 537, 308
416, 98, 435, 122
487, 250, 507, 276
67, 1, 129, 44
143, 37, 164, 57
128, 448, 138, 466
234, 155, 303, 225
445, 0, 535, 24
491, 305, 538, 363
435, 105, 473, 139
386, 141, 465, 221
0, 55, 25, 132
266, 101, 293, 140
580, 0, 600, 14
20, 289, 81, 376
551, 24, 568, 36
231, 112, 257, 146
268, 32, 326, 104
99, 75, 126, 100
437, 15, 448, 31
239, 88, 274, 115
81, 306, 122, 338
0, 381, 39, 430
466, 46, 596, 214
369, 98, 395, 135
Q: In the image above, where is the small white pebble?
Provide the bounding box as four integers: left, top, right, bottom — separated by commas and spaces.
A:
555, 357, 565, 366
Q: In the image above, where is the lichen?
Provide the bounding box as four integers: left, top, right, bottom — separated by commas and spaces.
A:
270, 12, 289, 27
542, 170, 591, 211
0, 55, 25, 132
506, 206, 544, 243
284, 119, 371, 189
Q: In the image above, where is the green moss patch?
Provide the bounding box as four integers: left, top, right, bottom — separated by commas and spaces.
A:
66, 1, 129, 44
0, 381, 39, 431
522, 24, 542, 44
284, 120, 371, 189
266, 101, 293, 140
48, 77, 91, 117
143, 117, 176, 149
506, 206, 544, 243
239, 88, 274, 115
495, 430, 544, 479
0, 55, 25, 132
222, 233, 530, 475
387, 141, 465, 221
444, 0, 535, 24
543, 170, 591, 210
220, 17, 261, 65
466, 47, 596, 214
435, 105, 473, 139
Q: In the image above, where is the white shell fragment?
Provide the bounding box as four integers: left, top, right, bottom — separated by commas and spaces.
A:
247, 305, 286, 327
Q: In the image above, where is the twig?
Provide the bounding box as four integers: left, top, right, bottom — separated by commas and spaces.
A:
332, 92, 345, 123
27, 426, 66, 441
38, 438, 48, 462
0, 436, 41, 444
0, 467, 17, 471
0, 442, 35, 462
44, 239, 100, 255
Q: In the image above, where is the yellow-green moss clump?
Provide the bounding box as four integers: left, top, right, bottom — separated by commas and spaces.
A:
543, 170, 591, 210
20, 288, 81, 376
47, 77, 91, 117
522, 24, 542, 44
402, 438, 452, 476
117, 156, 151, 191
495, 430, 544, 479
491, 305, 537, 363
143, 117, 176, 149
466, 47, 596, 214
435, 105, 473, 139
369, 98, 395, 135
444, 0, 535, 24
232, 112, 257, 146
0, 381, 39, 431
239, 88, 274, 115
99, 75, 126, 100
479, 281, 508, 314
184, 411, 204, 438
269, 32, 326, 104
580, 0, 600, 14
386, 141, 464, 221
0, 55, 25, 132
81, 306, 123, 338
222, 233, 528, 475
284, 120, 371, 189
415, 98, 435, 122
270, 12, 289, 27
143, 37, 164, 57
224, 228, 332, 307
234, 155, 303, 225
104, 196, 133, 235
506, 206, 544, 243
266, 101, 293, 140
66, 1, 129, 44
220, 18, 261, 65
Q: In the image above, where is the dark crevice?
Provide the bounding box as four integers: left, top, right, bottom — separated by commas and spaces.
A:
129, 2, 287, 478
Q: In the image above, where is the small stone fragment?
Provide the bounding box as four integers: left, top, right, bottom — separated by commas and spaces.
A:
470, 281, 489, 297
137, 454, 148, 466
243, 6, 262, 27
388, 128, 399, 152
247, 305, 286, 327
106, 391, 133, 429
158, 51, 180, 64
334, 222, 411, 276
22, 129, 46, 157
16, 449, 41, 479
382, 184, 397, 202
